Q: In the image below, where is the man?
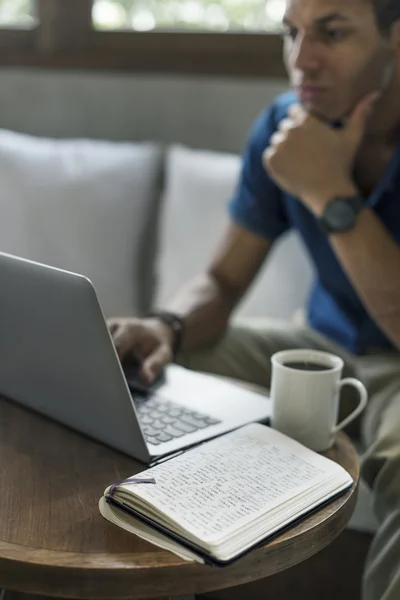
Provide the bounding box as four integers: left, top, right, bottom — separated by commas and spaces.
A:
108, 0, 400, 598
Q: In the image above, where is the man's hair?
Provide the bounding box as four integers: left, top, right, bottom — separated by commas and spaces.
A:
371, 0, 400, 34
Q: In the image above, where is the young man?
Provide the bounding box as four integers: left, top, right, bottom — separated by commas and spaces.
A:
108, 1, 400, 597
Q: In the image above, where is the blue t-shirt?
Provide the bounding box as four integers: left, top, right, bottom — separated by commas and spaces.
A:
228, 92, 400, 355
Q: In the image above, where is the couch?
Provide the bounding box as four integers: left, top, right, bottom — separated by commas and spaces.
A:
0, 128, 377, 595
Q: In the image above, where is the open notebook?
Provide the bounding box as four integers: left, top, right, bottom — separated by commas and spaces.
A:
99, 423, 353, 566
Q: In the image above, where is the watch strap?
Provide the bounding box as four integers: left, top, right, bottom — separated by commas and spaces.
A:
146, 310, 185, 359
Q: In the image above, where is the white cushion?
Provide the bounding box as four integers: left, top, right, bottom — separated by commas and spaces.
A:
156, 144, 313, 319
155, 144, 240, 307
0, 129, 163, 317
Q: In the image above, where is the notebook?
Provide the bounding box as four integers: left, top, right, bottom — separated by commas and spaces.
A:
99, 423, 353, 566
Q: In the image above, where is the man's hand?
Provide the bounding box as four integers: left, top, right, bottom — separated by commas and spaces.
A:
263, 91, 380, 214
107, 317, 175, 384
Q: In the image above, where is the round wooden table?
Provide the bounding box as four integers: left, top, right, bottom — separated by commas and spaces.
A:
0, 395, 360, 600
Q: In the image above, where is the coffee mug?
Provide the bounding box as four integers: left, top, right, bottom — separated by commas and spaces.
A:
270, 349, 368, 452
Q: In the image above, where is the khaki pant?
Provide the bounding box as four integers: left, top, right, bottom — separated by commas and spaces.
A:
177, 318, 400, 600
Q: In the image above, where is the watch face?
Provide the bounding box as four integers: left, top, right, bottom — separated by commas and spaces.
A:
324, 199, 356, 230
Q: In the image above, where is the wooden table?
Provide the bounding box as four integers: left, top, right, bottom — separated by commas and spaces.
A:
0, 395, 360, 600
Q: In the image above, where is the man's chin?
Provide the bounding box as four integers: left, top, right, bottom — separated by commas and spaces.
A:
299, 101, 328, 120
292, 87, 347, 124
299, 100, 346, 126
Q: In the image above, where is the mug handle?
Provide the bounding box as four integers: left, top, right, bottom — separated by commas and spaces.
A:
333, 378, 368, 434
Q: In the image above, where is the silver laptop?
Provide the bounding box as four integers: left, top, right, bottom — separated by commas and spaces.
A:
0, 251, 271, 464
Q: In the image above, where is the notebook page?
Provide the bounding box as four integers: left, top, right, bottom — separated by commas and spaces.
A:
119, 423, 352, 543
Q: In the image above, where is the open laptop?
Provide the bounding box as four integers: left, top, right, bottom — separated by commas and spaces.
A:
0, 251, 271, 464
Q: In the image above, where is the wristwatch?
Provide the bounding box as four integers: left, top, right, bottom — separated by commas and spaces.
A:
146, 310, 185, 359
317, 194, 364, 235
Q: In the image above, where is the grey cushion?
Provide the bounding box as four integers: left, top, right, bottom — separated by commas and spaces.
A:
155, 143, 240, 307
238, 231, 314, 319
0, 129, 163, 317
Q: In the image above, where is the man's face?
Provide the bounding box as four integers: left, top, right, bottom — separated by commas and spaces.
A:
283, 0, 398, 122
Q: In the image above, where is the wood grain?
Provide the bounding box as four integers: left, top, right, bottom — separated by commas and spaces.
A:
0, 28, 286, 78
0, 395, 359, 599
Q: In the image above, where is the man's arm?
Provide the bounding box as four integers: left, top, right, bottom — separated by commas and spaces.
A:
326, 206, 400, 350
163, 219, 273, 351
263, 93, 400, 350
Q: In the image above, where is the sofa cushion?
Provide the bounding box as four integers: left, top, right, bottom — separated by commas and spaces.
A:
156, 144, 314, 319
0, 129, 163, 317
155, 143, 240, 307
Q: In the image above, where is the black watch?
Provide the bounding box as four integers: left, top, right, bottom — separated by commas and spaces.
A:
317, 195, 364, 235
146, 310, 185, 359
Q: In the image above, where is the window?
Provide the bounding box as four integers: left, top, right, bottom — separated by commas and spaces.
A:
0, 0, 286, 78
0, 0, 36, 27
92, 0, 285, 33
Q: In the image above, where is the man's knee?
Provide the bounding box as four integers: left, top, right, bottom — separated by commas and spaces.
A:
361, 386, 400, 519
175, 324, 269, 385
176, 332, 228, 376
175, 319, 295, 388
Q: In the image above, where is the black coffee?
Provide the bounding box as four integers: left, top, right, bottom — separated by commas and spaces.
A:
283, 361, 331, 372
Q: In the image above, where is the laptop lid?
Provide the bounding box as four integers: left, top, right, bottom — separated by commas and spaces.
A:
0, 251, 151, 463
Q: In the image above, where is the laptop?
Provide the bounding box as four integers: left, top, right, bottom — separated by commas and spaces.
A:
0, 251, 271, 464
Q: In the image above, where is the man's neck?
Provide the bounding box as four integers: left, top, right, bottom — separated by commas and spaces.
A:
364, 79, 400, 147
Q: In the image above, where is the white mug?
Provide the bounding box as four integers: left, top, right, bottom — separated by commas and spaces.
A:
270, 349, 368, 452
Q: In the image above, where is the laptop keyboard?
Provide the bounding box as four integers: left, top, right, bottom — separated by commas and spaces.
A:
134, 395, 221, 445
